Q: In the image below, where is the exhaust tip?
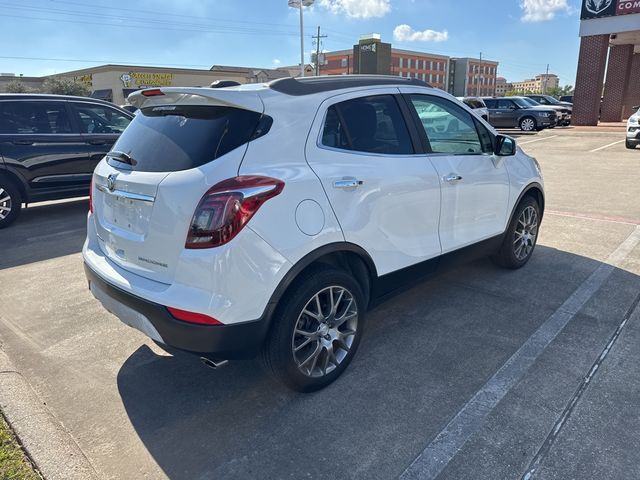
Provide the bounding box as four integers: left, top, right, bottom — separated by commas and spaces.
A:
200, 357, 229, 369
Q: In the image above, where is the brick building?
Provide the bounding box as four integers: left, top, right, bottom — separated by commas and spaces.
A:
321, 35, 498, 95
574, 0, 640, 125
495, 76, 508, 96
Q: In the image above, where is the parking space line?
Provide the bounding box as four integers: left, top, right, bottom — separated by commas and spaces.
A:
518, 135, 558, 145
546, 210, 640, 226
400, 226, 640, 480
589, 140, 625, 153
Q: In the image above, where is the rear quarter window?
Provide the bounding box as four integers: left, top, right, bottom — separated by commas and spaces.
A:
107, 105, 267, 172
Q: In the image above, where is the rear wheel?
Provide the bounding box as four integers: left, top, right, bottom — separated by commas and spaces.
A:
492, 196, 540, 269
261, 267, 366, 392
520, 116, 536, 132
0, 177, 21, 229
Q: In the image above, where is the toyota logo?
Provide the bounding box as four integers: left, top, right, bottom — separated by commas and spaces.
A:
107, 174, 118, 192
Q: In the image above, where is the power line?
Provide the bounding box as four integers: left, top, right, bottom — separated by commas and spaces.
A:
312, 27, 328, 76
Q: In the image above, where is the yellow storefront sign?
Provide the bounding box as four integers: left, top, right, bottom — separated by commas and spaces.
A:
120, 72, 173, 88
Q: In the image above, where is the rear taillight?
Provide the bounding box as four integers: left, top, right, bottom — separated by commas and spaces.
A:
89, 176, 94, 213
186, 175, 284, 249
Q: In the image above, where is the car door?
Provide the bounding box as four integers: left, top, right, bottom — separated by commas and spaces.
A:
69, 101, 132, 169
0, 99, 89, 195
305, 91, 442, 276
496, 99, 520, 127
400, 90, 510, 253
483, 98, 505, 128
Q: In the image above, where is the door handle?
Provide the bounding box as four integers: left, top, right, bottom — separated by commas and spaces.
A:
88, 139, 107, 145
444, 173, 463, 183
12, 140, 33, 145
333, 179, 363, 189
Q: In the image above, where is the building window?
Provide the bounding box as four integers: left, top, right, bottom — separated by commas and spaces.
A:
422, 72, 426, 81
341, 58, 348, 68
407, 58, 412, 69
399, 57, 404, 68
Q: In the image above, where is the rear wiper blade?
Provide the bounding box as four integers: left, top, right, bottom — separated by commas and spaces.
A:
106, 150, 137, 166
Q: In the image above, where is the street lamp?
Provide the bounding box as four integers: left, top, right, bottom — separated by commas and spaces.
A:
288, 0, 314, 78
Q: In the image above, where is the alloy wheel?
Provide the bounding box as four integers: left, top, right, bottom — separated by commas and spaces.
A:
291, 286, 358, 378
0, 188, 12, 221
513, 205, 538, 261
521, 118, 535, 131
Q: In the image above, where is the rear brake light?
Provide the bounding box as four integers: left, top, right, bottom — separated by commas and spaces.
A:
142, 89, 164, 97
186, 175, 284, 249
89, 176, 94, 213
167, 307, 222, 326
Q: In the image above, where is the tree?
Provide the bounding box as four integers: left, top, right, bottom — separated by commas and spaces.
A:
4, 80, 31, 93
41, 77, 90, 97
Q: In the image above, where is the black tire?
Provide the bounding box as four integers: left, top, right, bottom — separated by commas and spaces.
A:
0, 176, 22, 229
626, 139, 636, 150
492, 196, 540, 269
519, 116, 537, 132
260, 266, 366, 392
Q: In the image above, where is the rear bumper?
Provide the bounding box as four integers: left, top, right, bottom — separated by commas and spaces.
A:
85, 262, 269, 359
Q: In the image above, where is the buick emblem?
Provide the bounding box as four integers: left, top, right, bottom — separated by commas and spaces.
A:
585, 0, 613, 15
107, 173, 118, 192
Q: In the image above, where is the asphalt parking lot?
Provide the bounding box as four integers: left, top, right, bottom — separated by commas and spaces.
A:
1, 128, 639, 480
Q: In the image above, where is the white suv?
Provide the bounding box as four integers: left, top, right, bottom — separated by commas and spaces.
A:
83, 76, 544, 392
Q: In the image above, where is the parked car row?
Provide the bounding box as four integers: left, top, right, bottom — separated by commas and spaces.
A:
483, 97, 558, 132
0, 94, 133, 228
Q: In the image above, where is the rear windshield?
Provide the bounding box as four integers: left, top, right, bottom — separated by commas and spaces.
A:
107, 105, 263, 172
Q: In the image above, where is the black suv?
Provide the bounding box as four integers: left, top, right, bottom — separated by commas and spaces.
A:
0, 94, 133, 228
483, 97, 557, 132
525, 94, 572, 126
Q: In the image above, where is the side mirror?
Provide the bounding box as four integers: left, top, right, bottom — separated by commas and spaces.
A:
495, 134, 516, 156
633, 106, 639, 112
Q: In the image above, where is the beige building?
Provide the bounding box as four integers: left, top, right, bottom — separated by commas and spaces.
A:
0, 63, 306, 105
510, 73, 559, 94
495, 76, 508, 96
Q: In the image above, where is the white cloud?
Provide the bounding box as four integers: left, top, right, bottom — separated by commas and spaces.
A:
272, 58, 281, 65
393, 24, 448, 42
319, 0, 391, 18
520, 0, 570, 22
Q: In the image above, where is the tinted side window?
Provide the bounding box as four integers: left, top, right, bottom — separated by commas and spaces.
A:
71, 103, 131, 134
497, 99, 516, 110
409, 94, 484, 155
0, 101, 73, 134
484, 99, 497, 109
321, 95, 413, 155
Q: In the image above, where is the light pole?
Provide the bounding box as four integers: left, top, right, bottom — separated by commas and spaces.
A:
288, 0, 314, 78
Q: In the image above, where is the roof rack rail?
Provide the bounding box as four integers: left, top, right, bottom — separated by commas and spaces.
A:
268, 75, 432, 96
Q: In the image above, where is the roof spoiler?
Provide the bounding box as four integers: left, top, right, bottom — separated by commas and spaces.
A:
127, 87, 264, 113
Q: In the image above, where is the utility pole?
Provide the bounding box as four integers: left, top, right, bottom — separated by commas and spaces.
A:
542, 63, 549, 94
476, 52, 482, 96
312, 26, 328, 76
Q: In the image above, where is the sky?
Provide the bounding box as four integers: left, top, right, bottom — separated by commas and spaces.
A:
0, 0, 582, 86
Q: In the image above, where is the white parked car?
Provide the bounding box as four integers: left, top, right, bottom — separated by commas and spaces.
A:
457, 96, 489, 121
627, 107, 639, 149
83, 76, 544, 392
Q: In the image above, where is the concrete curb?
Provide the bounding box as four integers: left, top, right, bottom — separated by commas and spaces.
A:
0, 349, 100, 480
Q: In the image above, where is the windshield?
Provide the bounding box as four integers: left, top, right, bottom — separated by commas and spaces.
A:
543, 96, 562, 104
107, 105, 264, 172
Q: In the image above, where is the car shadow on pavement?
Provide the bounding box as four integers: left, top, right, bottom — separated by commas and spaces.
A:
0, 199, 87, 270
115, 246, 640, 480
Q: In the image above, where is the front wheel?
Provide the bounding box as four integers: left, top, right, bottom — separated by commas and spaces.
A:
0, 177, 22, 229
261, 267, 366, 392
626, 139, 637, 149
520, 117, 536, 132
492, 196, 541, 269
